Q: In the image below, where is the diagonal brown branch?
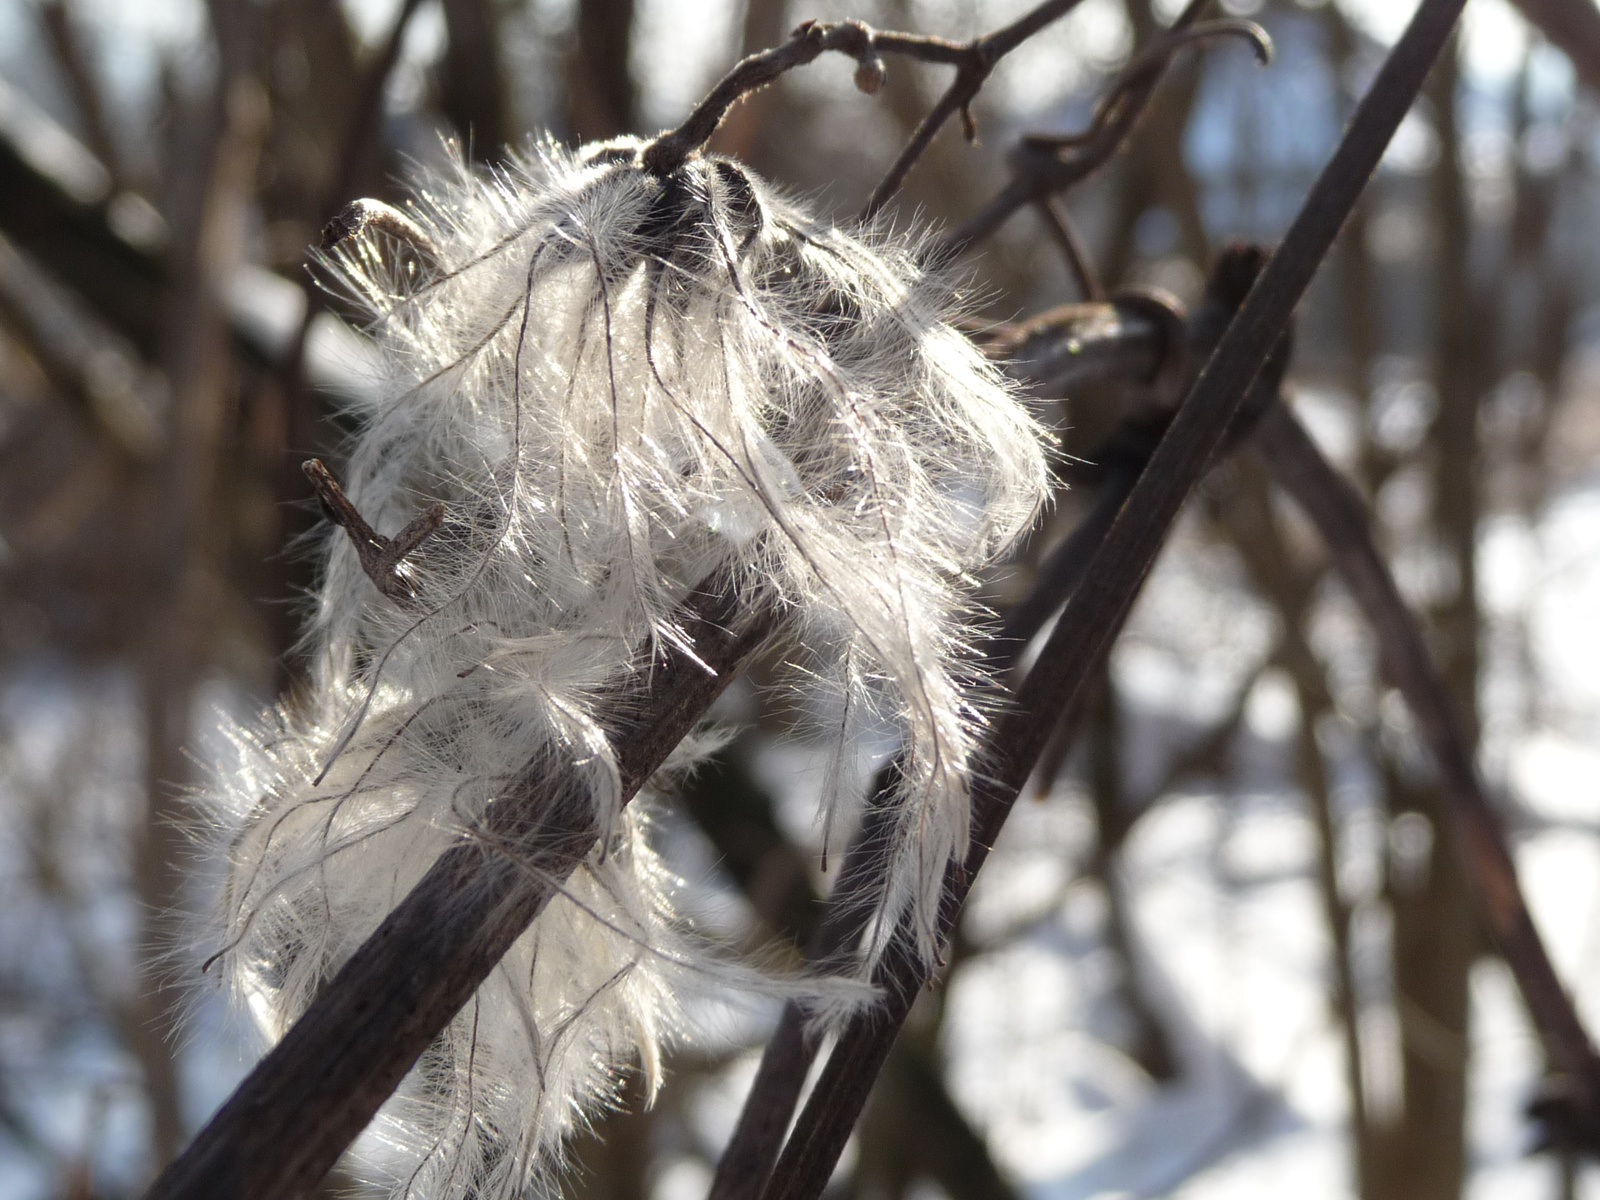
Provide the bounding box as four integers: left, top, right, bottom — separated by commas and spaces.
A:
1251, 398, 1600, 1142
143, 575, 783, 1200
754, 1, 1469, 1194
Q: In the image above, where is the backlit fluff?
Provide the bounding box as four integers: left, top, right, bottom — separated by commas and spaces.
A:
204, 136, 1048, 1198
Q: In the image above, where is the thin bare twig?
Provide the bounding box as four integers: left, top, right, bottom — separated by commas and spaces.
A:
757, 2, 1468, 1194
144, 575, 783, 1200
946, 11, 1270, 253
1036, 194, 1104, 300
643, 19, 935, 177
858, 0, 1090, 218
301, 458, 444, 609
641, 0, 1092, 190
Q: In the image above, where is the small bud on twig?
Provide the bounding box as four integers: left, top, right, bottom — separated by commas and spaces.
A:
853, 52, 886, 93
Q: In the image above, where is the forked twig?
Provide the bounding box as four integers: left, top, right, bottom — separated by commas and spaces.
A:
302, 458, 444, 609
753, 1, 1469, 1195
643, 18, 934, 177
947, 12, 1270, 253
857, 0, 1091, 218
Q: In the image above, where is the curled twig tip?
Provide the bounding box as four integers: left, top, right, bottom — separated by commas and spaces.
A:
319, 197, 443, 271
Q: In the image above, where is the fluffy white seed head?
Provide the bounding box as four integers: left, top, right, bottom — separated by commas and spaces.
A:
202, 136, 1049, 1199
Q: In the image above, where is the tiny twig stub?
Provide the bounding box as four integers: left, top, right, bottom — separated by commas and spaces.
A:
302, 458, 443, 609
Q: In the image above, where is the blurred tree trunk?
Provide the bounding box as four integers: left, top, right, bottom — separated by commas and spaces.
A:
440, 0, 511, 160
1210, 458, 1374, 1189
1365, 34, 1482, 1200
133, 1, 267, 1169
566, 0, 638, 141
1101, 0, 1208, 289
37, 0, 128, 190
1086, 671, 1179, 1082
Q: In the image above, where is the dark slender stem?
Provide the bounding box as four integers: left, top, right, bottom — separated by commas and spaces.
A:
707, 759, 906, 1200
143, 578, 782, 1200
758, 2, 1467, 1194
859, 0, 1089, 219
1252, 399, 1600, 1133
1037, 195, 1105, 300
945, 10, 1269, 253
716, 266, 1219, 1197
712, 417, 1160, 1200
644, 20, 879, 176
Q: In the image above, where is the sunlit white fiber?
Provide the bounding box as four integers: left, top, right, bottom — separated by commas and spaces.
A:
202, 136, 1048, 1198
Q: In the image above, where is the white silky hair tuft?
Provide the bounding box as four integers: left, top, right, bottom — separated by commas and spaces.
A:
201, 136, 1049, 1199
